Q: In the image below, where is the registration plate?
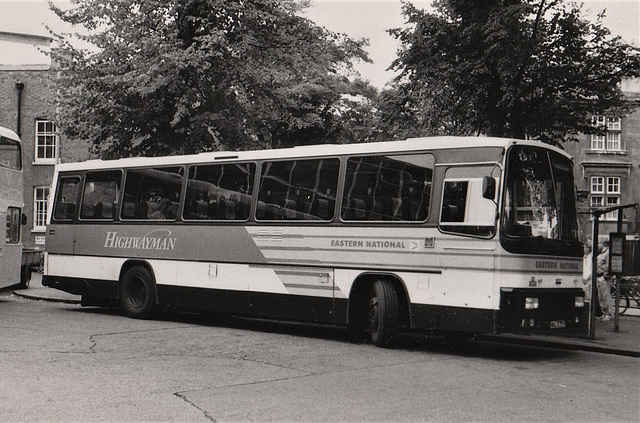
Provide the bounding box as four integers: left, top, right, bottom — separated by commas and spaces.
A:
550, 320, 566, 329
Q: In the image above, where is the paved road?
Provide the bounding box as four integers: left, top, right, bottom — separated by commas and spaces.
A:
1, 291, 638, 422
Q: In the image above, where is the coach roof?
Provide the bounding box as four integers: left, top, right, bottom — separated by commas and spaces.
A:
53, 136, 571, 172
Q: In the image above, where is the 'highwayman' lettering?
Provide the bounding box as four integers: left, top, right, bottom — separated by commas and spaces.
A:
104, 229, 177, 251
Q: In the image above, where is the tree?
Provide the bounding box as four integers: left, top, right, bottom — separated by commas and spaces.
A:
383, 0, 640, 145
50, 0, 374, 158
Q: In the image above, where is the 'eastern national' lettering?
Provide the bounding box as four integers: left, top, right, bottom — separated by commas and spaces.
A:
330, 239, 407, 249
535, 261, 579, 271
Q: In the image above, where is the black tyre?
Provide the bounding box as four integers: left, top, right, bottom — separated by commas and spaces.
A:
119, 267, 157, 319
611, 284, 629, 315
617, 292, 629, 315
367, 279, 399, 347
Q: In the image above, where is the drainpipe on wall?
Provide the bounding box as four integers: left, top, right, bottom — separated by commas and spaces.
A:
15, 81, 24, 137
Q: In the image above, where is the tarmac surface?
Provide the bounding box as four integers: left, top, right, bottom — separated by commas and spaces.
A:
13, 273, 640, 358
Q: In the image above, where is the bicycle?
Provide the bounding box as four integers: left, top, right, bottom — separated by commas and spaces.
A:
611, 276, 640, 315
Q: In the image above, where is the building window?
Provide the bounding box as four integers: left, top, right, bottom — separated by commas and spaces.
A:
35, 120, 59, 163
606, 132, 620, 150
607, 117, 621, 130
607, 177, 620, 194
591, 176, 604, 194
590, 176, 620, 220
606, 196, 620, 221
591, 115, 622, 152
33, 186, 50, 231
590, 195, 604, 209
590, 134, 605, 150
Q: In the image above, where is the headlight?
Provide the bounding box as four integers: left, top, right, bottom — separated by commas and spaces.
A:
575, 296, 585, 308
525, 297, 539, 309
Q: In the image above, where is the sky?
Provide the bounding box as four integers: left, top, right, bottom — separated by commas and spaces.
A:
304, 0, 640, 87
1, 0, 638, 87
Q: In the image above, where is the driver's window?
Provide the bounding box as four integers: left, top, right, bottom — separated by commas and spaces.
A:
439, 166, 497, 237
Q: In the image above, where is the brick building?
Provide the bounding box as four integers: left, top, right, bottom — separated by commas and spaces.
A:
0, 31, 89, 249
563, 79, 640, 243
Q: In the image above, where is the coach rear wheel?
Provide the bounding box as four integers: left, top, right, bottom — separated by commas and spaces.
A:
367, 279, 399, 347
120, 266, 157, 319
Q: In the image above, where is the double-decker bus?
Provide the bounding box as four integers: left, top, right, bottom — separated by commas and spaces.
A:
43, 137, 586, 346
0, 126, 24, 289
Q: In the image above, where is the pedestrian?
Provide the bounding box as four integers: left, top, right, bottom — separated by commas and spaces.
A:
596, 241, 615, 321
582, 238, 593, 303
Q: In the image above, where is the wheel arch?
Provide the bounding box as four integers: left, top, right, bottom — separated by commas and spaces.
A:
118, 259, 158, 303
347, 272, 411, 328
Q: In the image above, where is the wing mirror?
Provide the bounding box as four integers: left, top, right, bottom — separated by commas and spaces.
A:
482, 176, 496, 200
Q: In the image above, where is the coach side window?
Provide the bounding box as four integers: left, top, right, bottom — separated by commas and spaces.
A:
121, 167, 184, 220
80, 170, 122, 220
0, 135, 21, 170
257, 159, 339, 221
52, 176, 81, 221
341, 153, 434, 222
184, 163, 256, 221
439, 166, 497, 237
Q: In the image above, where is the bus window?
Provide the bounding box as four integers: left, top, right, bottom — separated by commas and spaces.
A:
501, 146, 580, 253
439, 166, 498, 237
121, 167, 183, 220
52, 176, 81, 221
441, 181, 468, 223
341, 153, 434, 222
0, 135, 21, 170
80, 170, 122, 220
5, 207, 21, 243
184, 163, 255, 221
257, 159, 339, 221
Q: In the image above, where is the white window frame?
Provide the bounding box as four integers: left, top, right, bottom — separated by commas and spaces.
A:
590, 195, 604, 209
605, 196, 620, 221
606, 132, 621, 151
607, 117, 621, 130
590, 116, 622, 152
34, 119, 59, 164
590, 134, 605, 150
590, 176, 621, 221
592, 115, 606, 128
607, 177, 620, 194
590, 176, 604, 194
33, 186, 50, 232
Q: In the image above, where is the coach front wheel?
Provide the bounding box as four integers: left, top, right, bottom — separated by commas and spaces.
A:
367, 279, 399, 347
120, 266, 157, 319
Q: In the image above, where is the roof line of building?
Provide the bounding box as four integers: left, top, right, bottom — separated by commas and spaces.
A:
0, 31, 53, 42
